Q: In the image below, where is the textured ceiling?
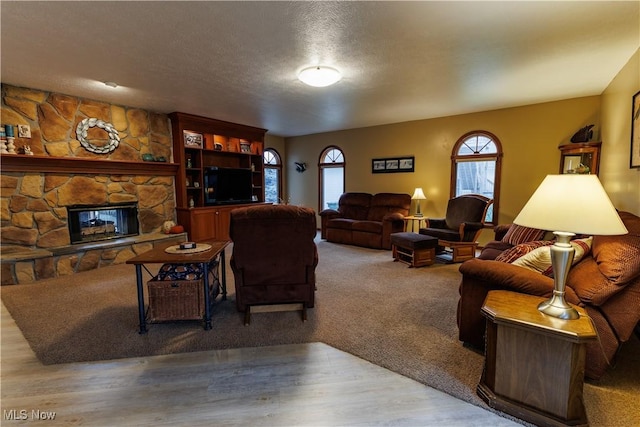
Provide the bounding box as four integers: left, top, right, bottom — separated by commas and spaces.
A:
1, 1, 638, 137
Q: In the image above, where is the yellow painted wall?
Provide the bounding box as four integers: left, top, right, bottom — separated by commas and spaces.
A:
285, 96, 601, 243
600, 48, 640, 214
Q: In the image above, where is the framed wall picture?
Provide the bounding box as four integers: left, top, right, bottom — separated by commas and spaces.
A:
372, 156, 415, 173
399, 157, 414, 172
372, 159, 386, 171
631, 90, 640, 168
183, 131, 203, 149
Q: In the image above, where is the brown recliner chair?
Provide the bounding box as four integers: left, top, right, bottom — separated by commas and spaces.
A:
419, 194, 493, 262
229, 204, 318, 325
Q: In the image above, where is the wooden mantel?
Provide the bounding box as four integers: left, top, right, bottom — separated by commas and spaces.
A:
1, 155, 179, 176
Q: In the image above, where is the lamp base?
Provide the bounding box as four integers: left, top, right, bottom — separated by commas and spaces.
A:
537, 294, 579, 320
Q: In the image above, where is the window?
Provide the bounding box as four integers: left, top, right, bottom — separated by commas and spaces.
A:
263, 148, 282, 204
451, 131, 503, 224
318, 146, 345, 211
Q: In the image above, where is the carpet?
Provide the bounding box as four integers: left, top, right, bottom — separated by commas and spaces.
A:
2, 240, 639, 426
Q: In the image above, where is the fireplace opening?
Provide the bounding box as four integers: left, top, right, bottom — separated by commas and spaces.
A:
68, 203, 140, 244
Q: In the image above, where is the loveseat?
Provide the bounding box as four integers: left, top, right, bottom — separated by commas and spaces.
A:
319, 192, 410, 249
457, 211, 640, 380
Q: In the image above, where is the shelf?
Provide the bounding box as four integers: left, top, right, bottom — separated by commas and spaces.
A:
0, 154, 179, 176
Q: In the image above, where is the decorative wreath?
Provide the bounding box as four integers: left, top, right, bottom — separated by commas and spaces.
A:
75, 118, 121, 154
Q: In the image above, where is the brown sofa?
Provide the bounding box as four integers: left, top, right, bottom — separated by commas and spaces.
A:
457, 211, 640, 380
229, 204, 318, 323
319, 192, 410, 249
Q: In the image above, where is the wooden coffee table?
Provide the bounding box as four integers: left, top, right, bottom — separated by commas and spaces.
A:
126, 239, 229, 333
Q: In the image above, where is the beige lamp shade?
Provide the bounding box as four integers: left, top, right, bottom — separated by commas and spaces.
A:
513, 175, 627, 236
411, 188, 427, 200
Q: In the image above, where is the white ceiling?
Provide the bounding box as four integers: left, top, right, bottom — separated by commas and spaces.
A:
1, 1, 638, 137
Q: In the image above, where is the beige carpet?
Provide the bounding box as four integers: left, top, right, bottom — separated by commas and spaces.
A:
2, 240, 638, 426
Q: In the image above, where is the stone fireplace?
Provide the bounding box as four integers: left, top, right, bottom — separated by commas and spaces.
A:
68, 203, 139, 244
1, 84, 183, 285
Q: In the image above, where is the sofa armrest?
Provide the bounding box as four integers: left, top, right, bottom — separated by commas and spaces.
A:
494, 224, 512, 241
461, 221, 484, 232
459, 259, 580, 303
319, 209, 340, 218
382, 212, 406, 222
457, 258, 580, 350
319, 209, 341, 239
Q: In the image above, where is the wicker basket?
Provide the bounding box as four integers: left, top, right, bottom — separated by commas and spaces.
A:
147, 278, 205, 322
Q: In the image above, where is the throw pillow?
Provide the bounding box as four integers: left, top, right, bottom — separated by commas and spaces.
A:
512, 237, 593, 277
501, 224, 547, 246
495, 240, 554, 264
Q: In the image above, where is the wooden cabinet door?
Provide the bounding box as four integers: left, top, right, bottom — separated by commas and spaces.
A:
214, 206, 233, 241
189, 208, 216, 242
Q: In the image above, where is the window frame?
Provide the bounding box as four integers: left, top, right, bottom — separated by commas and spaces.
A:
318, 145, 345, 212
263, 148, 283, 204
450, 130, 503, 225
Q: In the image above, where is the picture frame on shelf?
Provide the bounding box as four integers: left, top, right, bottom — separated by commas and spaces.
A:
372, 156, 415, 173
183, 131, 203, 149
562, 155, 582, 174
240, 141, 252, 153
631, 90, 640, 168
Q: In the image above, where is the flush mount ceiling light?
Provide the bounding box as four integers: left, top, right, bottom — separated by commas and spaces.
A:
298, 66, 342, 87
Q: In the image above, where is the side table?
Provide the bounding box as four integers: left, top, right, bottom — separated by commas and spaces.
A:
403, 215, 426, 232
126, 239, 229, 333
478, 290, 596, 427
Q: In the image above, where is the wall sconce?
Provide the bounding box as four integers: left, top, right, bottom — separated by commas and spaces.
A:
295, 162, 307, 173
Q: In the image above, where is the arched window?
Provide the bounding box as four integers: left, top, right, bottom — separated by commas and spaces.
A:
318, 146, 345, 211
263, 148, 282, 204
451, 131, 503, 224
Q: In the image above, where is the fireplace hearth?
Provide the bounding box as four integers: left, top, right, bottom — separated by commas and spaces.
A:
68, 203, 140, 244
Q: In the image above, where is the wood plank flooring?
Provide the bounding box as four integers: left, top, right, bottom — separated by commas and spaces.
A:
1, 302, 521, 426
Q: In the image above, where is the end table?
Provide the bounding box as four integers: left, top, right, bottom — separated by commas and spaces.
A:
478, 290, 596, 427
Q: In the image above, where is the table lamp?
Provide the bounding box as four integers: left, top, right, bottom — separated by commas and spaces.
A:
412, 188, 427, 217
513, 175, 627, 320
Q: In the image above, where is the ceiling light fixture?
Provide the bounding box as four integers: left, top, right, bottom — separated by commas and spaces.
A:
298, 66, 342, 87
104, 81, 118, 88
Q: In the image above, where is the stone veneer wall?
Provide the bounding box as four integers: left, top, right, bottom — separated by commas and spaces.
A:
1, 84, 177, 284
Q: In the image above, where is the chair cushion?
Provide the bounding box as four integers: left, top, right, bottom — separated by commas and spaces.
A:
391, 232, 438, 250
445, 196, 489, 230
367, 193, 411, 221
420, 227, 461, 242
338, 192, 372, 220
326, 218, 358, 230
352, 220, 383, 233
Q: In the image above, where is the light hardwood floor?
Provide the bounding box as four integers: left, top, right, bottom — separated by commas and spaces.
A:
1, 302, 521, 426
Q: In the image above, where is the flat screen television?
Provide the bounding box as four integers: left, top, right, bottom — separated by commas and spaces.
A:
204, 167, 253, 205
